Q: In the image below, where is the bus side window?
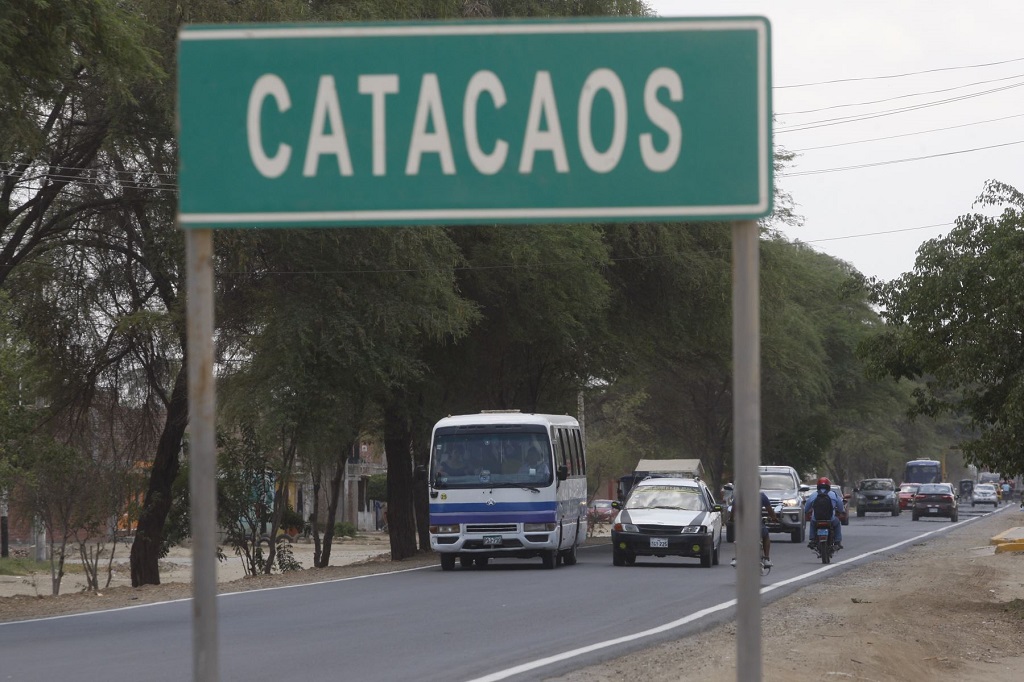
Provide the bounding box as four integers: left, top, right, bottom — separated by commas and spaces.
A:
550, 428, 564, 473
557, 428, 572, 475
572, 428, 585, 475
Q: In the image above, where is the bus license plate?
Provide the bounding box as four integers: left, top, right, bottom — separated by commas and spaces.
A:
650, 537, 668, 548
483, 535, 502, 546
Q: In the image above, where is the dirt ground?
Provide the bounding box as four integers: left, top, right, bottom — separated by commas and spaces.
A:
3, 513, 1024, 682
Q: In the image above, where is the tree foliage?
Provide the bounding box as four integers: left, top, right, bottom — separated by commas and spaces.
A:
863, 180, 1024, 477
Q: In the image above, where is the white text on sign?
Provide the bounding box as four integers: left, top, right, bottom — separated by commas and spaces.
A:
246, 67, 684, 179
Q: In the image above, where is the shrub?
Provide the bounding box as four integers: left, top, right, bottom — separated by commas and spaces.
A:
334, 521, 357, 538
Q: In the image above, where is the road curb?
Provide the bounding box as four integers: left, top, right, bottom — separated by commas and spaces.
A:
990, 526, 1024, 553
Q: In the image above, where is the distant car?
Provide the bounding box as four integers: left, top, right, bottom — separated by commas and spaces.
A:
831, 485, 851, 525
611, 477, 723, 567
854, 478, 900, 517
971, 483, 998, 508
897, 483, 921, 511
588, 499, 616, 523
912, 482, 959, 522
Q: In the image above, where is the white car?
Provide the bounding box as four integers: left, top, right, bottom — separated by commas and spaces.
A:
971, 483, 999, 507
610, 477, 723, 567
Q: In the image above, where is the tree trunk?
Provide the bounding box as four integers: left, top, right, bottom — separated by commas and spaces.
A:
384, 403, 417, 560
316, 445, 348, 568
412, 430, 431, 551
130, 363, 188, 586
310, 469, 322, 565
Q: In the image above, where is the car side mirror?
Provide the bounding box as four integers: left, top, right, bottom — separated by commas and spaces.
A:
611, 500, 622, 510
712, 504, 723, 513
556, 465, 568, 481
799, 484, 810, 492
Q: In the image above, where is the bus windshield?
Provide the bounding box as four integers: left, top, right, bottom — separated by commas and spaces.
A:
903, 461, 941, 485
430, 431, 553, 488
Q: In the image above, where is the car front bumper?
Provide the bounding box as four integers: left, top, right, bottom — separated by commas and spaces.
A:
764, 505, 804, 533
612, 529, 714, 558
857, 496, 897, 511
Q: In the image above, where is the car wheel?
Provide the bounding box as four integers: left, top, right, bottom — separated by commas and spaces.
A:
612, 546, 626, 567
440, 554, 456, 571
791, 525, 804, 543
857, 509, 865, 518
712, 539, 720, 565
726, 523, 735, 543
972, 502, 976, 507
560, 543, 578, 566
951, 513, 958, 522
625, 552, 637, 566
459, 556, 473, 568
912, 513, 920, 521
891, 506, 899, 517
700, 545, 713, 568
475, 557, 489, 568
541, 550, 557, 569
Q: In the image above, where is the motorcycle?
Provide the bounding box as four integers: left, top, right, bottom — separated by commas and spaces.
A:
811, 519, 837, 564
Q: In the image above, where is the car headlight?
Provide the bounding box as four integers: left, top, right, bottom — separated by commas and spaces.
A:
614, 523, 638, 533
429, 524, 460, 534
782, 498, 799, 507
682, 525, 707, 534
523, 522, 556, 532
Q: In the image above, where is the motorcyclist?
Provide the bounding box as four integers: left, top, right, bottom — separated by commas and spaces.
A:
804, 477, 845, 550
730, 490, 780, 568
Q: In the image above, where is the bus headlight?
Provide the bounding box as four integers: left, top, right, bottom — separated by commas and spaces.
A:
429, 524, 460, 534
523, 523, 557, 532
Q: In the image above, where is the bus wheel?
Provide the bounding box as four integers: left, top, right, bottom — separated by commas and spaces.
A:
541, 550, 557, 569
440, 554, 456, 571
561, 544, 578, 566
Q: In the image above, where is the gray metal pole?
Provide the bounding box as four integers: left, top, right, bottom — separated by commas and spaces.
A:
732, 219, 761, 682
186, 228, 219, 681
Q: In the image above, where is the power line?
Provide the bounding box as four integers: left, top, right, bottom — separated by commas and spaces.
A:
788, 113, 1024, 152
776, 56, 1024, 88
802, 222, 954, 244
776, 73, 1024, 116
780, 140, 1024, 177
776, 82, 1024, 133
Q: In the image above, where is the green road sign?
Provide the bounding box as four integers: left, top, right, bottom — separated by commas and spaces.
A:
177, 17, 771, 228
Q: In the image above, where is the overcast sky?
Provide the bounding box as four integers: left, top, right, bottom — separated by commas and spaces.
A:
646, 0, 1024, 282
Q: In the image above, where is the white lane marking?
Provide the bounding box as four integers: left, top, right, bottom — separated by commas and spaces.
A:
0, 564, 432, 626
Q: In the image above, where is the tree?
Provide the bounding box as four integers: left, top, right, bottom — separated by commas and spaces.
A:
862, 180, 1024, 477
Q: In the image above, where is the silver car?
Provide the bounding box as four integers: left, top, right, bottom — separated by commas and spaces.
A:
971, 483, 998, 507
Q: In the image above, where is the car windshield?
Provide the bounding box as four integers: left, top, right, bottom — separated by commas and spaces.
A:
759, 473, 795, 490
900, 484, 919, 492
626, 486, 706, 511
592, 500, 612, 509
860, 480, 893, 491
917, 484, 948, 494
975, 484, 995, 493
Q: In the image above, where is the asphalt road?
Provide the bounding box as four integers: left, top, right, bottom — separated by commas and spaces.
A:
0, 504, 1003, 682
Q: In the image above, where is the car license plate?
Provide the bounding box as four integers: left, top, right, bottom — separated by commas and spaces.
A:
483, 535, 502, 546
929, 506, 938, 512
650, 537, 668, 548
817, 529, 830, 537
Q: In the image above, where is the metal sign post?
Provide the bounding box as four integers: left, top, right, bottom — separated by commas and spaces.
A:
177, 17, 771, 681
732, 219, 761, 681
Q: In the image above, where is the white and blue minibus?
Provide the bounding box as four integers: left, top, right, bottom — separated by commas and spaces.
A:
427, 411, 587, 570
